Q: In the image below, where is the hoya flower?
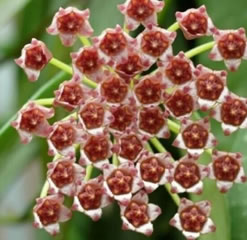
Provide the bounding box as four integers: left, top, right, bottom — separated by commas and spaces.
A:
47, 7, 93, 46
72, 175, 113, 221
113, 132, 147, 164
170, 155, 209, 194
209, 27, 247, 71
109, 104, 137, 134
208, 150, 247, 192
93, 25, 135, 64
47, 117, 85, 157
170, 198, 216, 240
138, 106, 170, 139
103, 162, 143, 204
164, 86, 198, 119
120, 190, 161, 236
176, 5, 214, 40
71, 46, 106, 83
78, 99, 113, 134
33, 194, 72, 236
47, 157, 86, 196
54, 76, 87, 111
98, 74, 132, 106
159, 52, 195, 89
136, 152, 172, 193
193, 64, 228, 111
210, 93, 247, 135
136, 25, 176, 63
114, 51, 150, 81
173, 118, 217, 158
15, 38, 52, 82
80, 133, 112, 169
133, 73, 165, 106
12, 102, 54, 144
118, 0, 164, 31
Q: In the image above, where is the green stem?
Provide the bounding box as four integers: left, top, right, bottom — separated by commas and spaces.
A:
85, 165, 94, 181
167, 22, 179, 32
150, 137, 167, 154
167, 119, 180, 134
185, 41, 215, 59
35, 98, 54, 106
78, 36, 91, 46
50, 58, 73, 75
165, 183, 180, 205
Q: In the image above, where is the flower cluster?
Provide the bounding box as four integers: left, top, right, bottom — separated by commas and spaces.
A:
13, 1, 247, 239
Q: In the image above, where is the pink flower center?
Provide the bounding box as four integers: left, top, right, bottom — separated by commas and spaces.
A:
20, 109, 45, 132
124, 201, 149, 227
80, 102, 105, 129
51, 161, 74, 188
196, 73, 224, 101
182, 123, 209, 149
100, 32, 127, 56
107, 169, 133, 195
78, 183, 103, 210
180, 206, 207, 232
57, 11, 84, 34
25, 46, 47, 70
84, 135, 109, 162
165, 58, 192, 85
50, 125, 75, 150
181, 12, 208, 35
218, 33, 246, 59
174, 162, 200, 188
110, 105, 134, 132
101, 77, 128, 103
141, 31, 169, 57
140, 157, 165, 183
119, 134, 143, 161
135, 77, 161, 104
75, 48, 101, 74
221, 99, 247, 126
166, 90, 194, 117
139, 107, 165, 135
213, 155, 240, 181
127, 0, 155, 22
37, 200, 60, 226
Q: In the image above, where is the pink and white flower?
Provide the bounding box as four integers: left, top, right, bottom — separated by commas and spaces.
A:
118, 0, 164, 31
47, 157, 85, 196
12, 102, 54, 144
47, 117, 85, 157
170, 155, 209, 194
209, 27, 247, 71
47, 7, 93, 46
210, 92, 247, 135
176, 5, 214, 40
208, 150, 247, 192
193, 64, 229, 111
103, 162, 143, 204
170, 198, 216, 240
15, 38, 52, 82
80, 132, 112, 169
173, 118, 217, 158
33, 194, 72, 236
72, 175, 113, 221
119, 190, 161, 236
136, 151, 172, 193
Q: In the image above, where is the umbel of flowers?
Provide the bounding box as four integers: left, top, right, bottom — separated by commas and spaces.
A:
12, 0, 247, 239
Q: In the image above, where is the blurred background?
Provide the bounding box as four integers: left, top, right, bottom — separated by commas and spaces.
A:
1, 0, 247, 239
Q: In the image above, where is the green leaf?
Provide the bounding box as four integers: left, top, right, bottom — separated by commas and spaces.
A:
0, 0, 31, 26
